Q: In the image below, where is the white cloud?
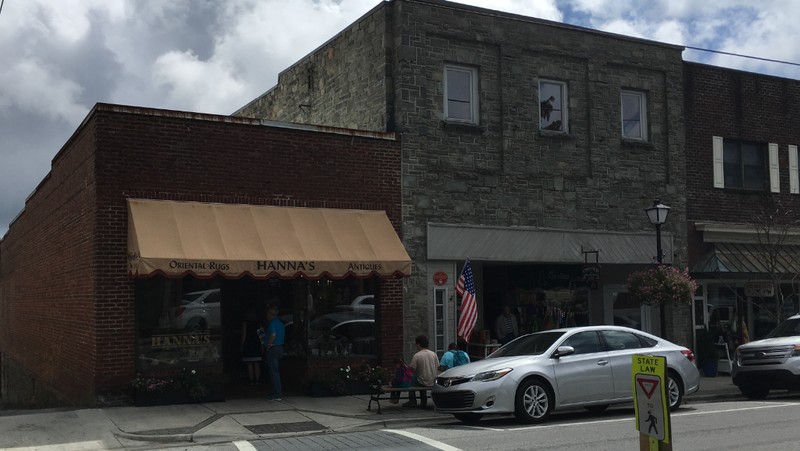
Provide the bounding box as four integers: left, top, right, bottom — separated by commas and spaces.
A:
0, 60, 86, 121
152, 50, 247, 113
3, 0, 800, 235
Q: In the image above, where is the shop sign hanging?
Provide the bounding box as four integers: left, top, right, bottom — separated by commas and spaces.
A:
745, 281, 774, 297
433, 271, 448, 286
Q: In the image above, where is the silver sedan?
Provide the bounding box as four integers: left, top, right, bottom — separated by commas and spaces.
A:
432, 325, 700, 424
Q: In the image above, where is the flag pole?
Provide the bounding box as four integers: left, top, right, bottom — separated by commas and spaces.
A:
454, 260, 465, 345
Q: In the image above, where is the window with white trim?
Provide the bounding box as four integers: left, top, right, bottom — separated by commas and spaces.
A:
443, 65, 478, 124
621, 90, 647, 140
712, 136, 778, 192
539, 80, 567, 132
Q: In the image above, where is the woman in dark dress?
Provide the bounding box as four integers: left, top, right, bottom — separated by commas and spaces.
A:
241, 310, 264, 385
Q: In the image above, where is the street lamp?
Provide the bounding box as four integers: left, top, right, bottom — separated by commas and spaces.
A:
644, 199, 670, 264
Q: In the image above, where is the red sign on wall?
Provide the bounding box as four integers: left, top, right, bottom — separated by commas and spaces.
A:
433, 271, 448, 286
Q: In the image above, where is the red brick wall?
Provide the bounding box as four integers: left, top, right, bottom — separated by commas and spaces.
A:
1, 103, 403, 405
0, 119, 98, 405
684, 63, 800, 263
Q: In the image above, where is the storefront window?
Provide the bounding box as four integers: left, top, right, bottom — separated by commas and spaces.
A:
300, 277, 378, 358
136, 276, 380, 370
135, 277, 223, 370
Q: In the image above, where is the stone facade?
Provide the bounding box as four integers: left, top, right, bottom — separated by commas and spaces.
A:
236, 0, 691, 348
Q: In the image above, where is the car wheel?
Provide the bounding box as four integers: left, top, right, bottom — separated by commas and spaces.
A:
667, 370, 683, 411
453, 413, 483, 424
740, 383, 769, 400
585, 404, 609, 413
514, 379, 554, 424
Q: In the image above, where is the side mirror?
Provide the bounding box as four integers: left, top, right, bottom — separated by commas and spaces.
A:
552, 345, 575, 359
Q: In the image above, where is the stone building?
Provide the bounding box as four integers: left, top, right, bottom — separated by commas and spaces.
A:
236, 0, 692, 355
685, 62, 800, 350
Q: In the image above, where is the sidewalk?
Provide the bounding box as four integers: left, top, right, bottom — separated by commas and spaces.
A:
0, 375, 739, 450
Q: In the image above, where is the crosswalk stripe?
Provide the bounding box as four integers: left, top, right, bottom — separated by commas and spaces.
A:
233, 440, 258, 451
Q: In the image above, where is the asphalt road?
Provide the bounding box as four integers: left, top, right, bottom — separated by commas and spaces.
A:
185, 397, 800, 451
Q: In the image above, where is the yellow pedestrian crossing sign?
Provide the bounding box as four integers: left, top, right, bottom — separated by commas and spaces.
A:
632, 354, 671, 446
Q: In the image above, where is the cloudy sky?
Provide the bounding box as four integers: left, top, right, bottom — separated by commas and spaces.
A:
1, 0, 799, 236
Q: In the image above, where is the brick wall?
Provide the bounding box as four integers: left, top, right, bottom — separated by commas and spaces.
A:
684, 62, 800, 231
0, 104, 403, 405
0, 119, 98, 407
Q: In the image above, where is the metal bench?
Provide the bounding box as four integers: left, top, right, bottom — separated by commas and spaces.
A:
367, 384, 433, 414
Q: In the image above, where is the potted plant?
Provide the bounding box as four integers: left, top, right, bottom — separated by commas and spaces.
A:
627, 265, 698, 306
695, 327, 719, 377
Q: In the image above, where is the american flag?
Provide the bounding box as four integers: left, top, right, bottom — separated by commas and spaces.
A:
456, 259, 478, 342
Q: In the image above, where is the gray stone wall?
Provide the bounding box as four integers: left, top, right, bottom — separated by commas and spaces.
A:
235, 4, 391, 131
234, 0, 690, 346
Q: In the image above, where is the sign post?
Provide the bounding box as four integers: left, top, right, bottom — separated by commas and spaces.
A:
632, 354, 672, 451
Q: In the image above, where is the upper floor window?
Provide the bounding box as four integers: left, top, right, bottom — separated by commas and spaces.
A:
539, 80, 567, 132
443, 65, 478, 124
713, 137, 778, 192
621, 90, 647, 140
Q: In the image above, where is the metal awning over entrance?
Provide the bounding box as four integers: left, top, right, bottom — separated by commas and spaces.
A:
692, 242, 800, 275
127, 199, 411, 279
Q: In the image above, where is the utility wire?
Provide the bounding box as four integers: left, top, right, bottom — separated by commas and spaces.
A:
0, 0, 5, 17
684, 45, 800, 68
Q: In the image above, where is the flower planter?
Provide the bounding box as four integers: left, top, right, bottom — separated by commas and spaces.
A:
308, 380, 372, 397
309, 382, 342, 397
134, 383, 225, 406
345, 380, 372, 395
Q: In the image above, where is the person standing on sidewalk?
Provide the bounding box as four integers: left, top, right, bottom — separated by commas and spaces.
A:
404, 335, 439, 409
264, 304, 285, 401
241, 309, 264, 385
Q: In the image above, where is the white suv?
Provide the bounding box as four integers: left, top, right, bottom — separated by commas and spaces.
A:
732, 313, 800, 399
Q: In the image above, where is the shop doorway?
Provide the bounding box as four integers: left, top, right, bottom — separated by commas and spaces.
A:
603, 284, 652, 332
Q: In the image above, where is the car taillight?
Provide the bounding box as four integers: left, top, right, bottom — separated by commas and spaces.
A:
175, 306, 186, 317
681, 350, 695, 363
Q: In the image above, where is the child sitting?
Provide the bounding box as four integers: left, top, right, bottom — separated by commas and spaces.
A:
390, 357, 413, 404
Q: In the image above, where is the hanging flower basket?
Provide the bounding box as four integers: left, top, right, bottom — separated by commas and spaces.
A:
627, 265, 697, 306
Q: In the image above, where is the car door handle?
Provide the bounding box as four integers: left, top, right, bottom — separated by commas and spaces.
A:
596, 360, 609, 366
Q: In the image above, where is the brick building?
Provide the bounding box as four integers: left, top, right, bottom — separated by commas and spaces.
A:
235, 0, 692, 355
685, 62, 800, 349
0, 104, 408, 406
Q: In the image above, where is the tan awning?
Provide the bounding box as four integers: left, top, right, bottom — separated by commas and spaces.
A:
127, 199, 411, 279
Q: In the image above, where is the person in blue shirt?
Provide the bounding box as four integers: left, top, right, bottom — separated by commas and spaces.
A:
264, 304, 285, 401
439, 342, 470, 371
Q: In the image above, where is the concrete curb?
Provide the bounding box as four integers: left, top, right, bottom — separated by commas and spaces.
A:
113, 429, 195, 443
113, 393, 747, 444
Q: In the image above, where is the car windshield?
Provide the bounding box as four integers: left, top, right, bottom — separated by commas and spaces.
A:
766, 318, 800, 338
489, 331, 565, 357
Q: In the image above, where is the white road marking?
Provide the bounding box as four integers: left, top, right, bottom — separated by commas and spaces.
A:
385, 429, 462, 451
233, 440, 258, 451
1, 440, 108, 451
491, 401, 798, 432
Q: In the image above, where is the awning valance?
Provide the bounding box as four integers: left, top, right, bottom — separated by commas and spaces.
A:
692, 242, 800, 275
127, 199, 411, 279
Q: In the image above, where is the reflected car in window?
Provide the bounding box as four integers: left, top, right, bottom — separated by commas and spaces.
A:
335, 295, 375, 314
170, 289, 221, 332
433, 326, 699, 424
310, 312, 375, 356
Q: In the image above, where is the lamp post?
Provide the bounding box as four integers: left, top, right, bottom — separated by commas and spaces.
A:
644, 199, 670, 264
